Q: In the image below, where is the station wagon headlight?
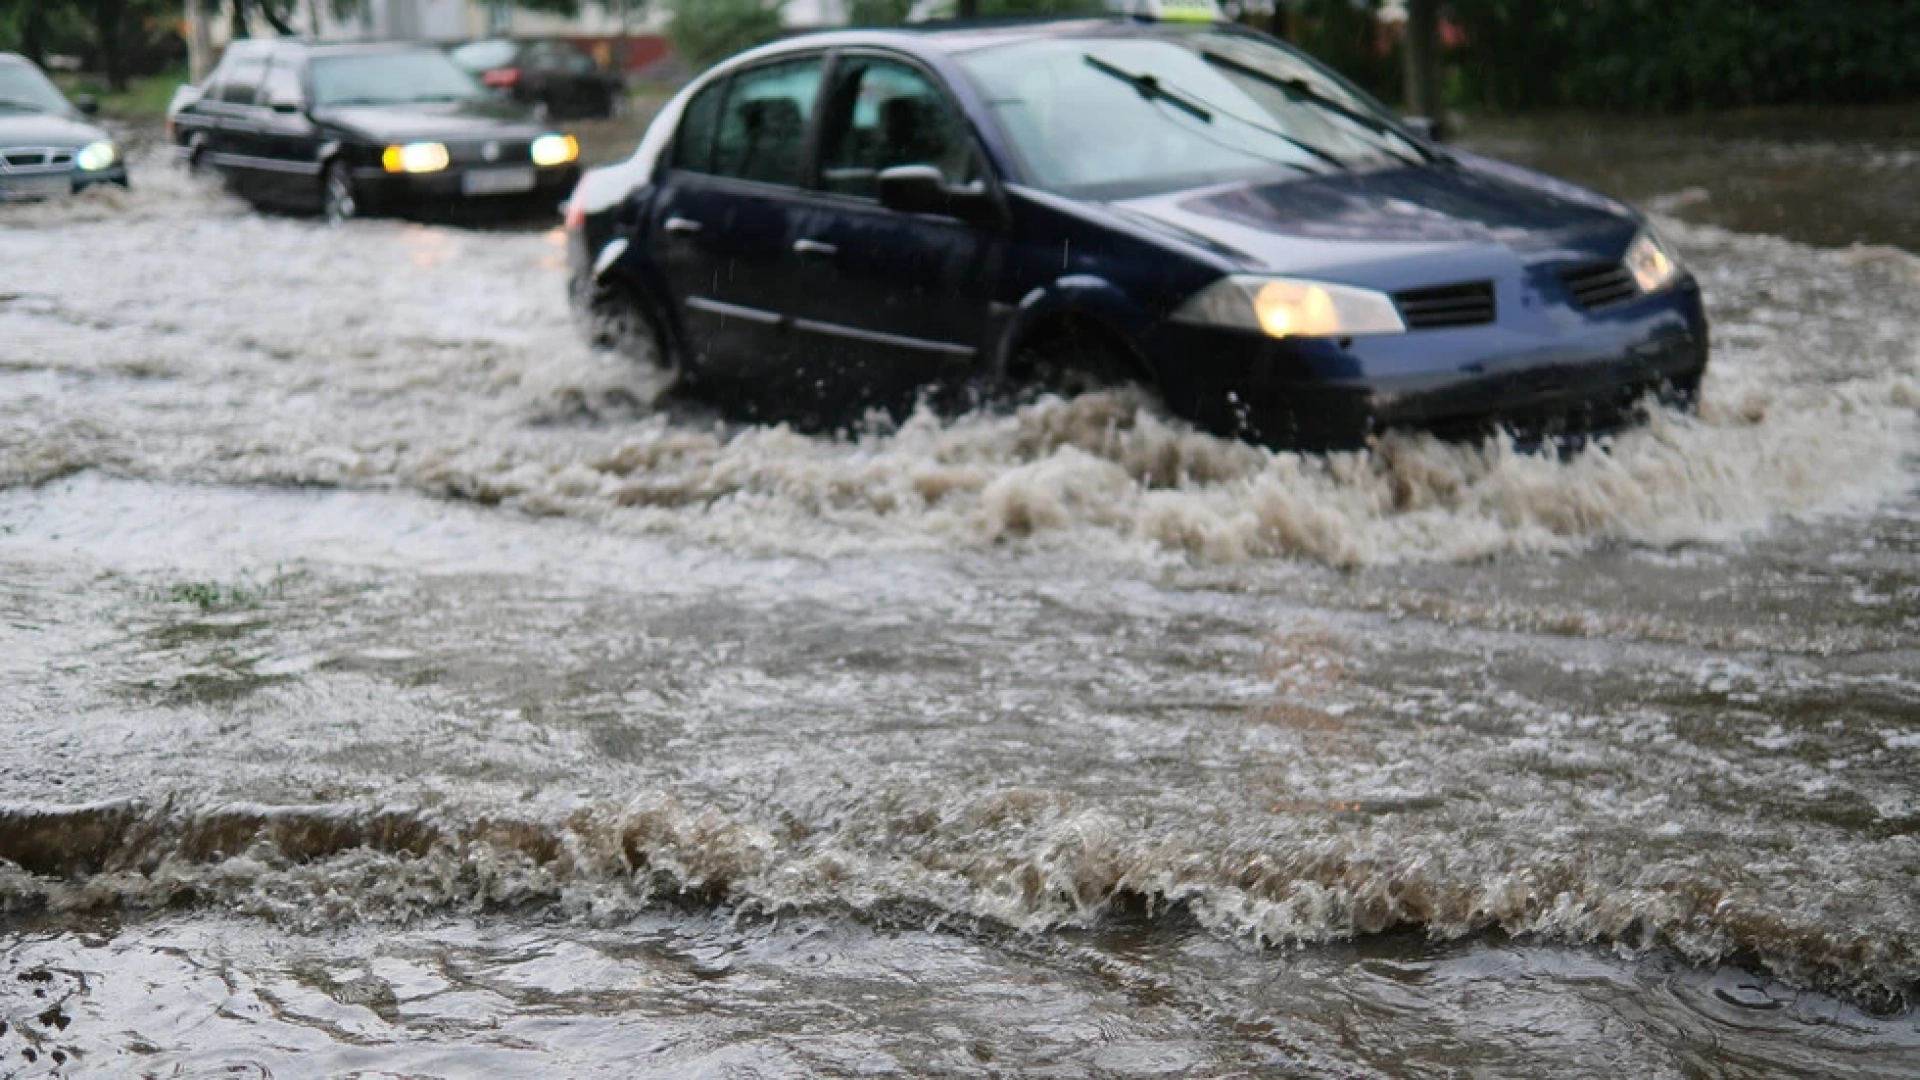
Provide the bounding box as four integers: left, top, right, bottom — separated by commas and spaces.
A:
530, 134, 578, 167
382, 142, 450, 174
76, 140, 119, 171
1173, 275, 1405, 339
1625, 228, 1683, 294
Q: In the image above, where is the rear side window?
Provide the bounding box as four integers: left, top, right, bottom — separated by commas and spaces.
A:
710, 58, 822, 187
670, 80, 725, 173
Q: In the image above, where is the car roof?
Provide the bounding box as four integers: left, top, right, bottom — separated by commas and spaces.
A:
756, 16, 1235, 58
222, 38, 457, 59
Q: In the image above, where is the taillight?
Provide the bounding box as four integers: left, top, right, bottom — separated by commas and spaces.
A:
482, 67, 521, 88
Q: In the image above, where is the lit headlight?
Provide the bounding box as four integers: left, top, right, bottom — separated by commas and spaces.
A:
381, 142, 450, 174
530, 134, 579, 167
1172, 275, 1406, 339
76, 141, 119, 171
1625, 227, 1683, 294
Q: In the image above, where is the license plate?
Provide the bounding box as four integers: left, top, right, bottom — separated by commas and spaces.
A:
0, 173, 72, 200
461, 167, 536, 196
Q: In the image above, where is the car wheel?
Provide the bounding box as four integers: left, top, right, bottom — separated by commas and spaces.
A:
322, 161, 357, 226
1009, 317, 1142, 400
576, 275, 676, 379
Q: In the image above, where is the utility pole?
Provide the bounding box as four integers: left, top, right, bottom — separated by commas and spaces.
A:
186, 0, 216, 82
1401, 0, 1442, 122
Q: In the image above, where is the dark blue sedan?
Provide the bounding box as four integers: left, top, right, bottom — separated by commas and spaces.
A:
565, 15, 1706, 450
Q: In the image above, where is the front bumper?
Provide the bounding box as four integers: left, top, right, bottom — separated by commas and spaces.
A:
0, 165, 128, 201
348, 162, 580, 211
1154, 279, 1710, 451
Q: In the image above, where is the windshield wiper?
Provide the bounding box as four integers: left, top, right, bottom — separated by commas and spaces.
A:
1200, 50, 1427, 165
1083, 54, 1212, 123
0, 98, 53, 112
322, 96, 402, 106
1084, 53, 1348, 173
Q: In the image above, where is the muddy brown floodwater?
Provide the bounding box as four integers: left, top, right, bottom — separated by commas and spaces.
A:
0, 106, 1915, 1078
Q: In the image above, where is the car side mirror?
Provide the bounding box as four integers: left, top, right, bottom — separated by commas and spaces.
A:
267, 96, 302, 114
74, 95, 100, 116
1402, 115, 1445, 143
877, 165, 997, 226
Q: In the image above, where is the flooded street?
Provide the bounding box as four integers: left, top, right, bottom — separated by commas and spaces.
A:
1, 109, 1916, 1077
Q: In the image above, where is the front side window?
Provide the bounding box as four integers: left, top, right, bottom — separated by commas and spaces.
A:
218, 57, 268, 105
818, 57, 976, 199
709, 57, 822, 187
957, 29, 1427, 198
310, 50, 487, 107
258, 60, 303, 108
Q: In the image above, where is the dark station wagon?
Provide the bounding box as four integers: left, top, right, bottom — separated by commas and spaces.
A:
566, 15, 1708, 449
169, 39, 583, 223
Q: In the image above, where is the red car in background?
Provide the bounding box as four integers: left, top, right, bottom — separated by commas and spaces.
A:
449, 38, 625, 120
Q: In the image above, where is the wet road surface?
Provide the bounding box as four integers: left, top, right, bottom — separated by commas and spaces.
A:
0, 111, 1915, 1077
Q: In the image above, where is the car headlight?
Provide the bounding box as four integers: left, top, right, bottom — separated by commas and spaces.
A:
76, 140, 119, 171
530, 134, 578, 167
1172, 275, 1406, 339
1625, 227, 1683, 294
381, 142, 450, 174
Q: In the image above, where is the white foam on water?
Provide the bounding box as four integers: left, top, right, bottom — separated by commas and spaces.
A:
2, 162, 1914, 572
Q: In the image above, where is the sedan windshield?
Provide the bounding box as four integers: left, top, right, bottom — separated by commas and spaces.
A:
958, 29, 1429, 198
311, 50, 488, 107
0, 61, 75, 114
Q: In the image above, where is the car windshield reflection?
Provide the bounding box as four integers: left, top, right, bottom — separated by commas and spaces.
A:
311, 50, 489, 108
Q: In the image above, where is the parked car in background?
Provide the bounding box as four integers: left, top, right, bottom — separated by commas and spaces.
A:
168, 39, 582, 223
0, 52, 128, 201
449, 39, 625, 120
565, 15, 1706, 449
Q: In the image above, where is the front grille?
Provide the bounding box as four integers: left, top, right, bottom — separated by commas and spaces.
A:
1393, 281, 1496, 329
1560, 261, 1641, 310
1, 147, 74, 172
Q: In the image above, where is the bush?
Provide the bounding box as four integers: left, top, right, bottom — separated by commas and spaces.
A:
1447, 0, 1920, 110
669, 0, 788, 71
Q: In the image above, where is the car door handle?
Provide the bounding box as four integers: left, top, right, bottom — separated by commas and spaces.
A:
663, 216, 703, 235
792, 239, 838, 257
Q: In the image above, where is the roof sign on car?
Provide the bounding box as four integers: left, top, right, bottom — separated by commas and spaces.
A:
1108, 0, 1224, 21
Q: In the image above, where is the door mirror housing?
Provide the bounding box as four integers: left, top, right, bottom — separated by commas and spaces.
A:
267, 95, 302, 114
74, 95, 99, 116
877, 165, 997, 226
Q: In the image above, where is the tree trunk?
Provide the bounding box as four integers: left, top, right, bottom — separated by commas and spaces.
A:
20, 0, 49, 65
1401, 0, 1442, 121
92, 0, 129, 93
260, 0, 298, 36
187, 0, 217, 82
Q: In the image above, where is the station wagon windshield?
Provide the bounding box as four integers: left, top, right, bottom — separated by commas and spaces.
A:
958, 30, 1429, 198
311, 50, 488, 107
0, 61, 73, 114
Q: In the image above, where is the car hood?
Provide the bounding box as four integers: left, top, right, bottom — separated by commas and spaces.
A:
0, 110, 108, 150
314, 100, 548, 143
1108, 156, 1640, 283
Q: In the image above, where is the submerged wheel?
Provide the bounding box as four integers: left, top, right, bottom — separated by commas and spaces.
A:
1008, 317, 1145, 400
576, 274, 677, 378
322, 161, 357, 226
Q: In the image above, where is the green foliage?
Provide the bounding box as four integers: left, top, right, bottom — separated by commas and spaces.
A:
670, 0, 788, 70
849, 0, 1108, 27
1446, 0, 1920, 110
1282, 0, 1399, 108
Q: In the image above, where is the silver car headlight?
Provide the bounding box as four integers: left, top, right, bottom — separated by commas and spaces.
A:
76, 140, 119, 171
1625, 227, 1683, 294
1172, 275, 1406, 339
